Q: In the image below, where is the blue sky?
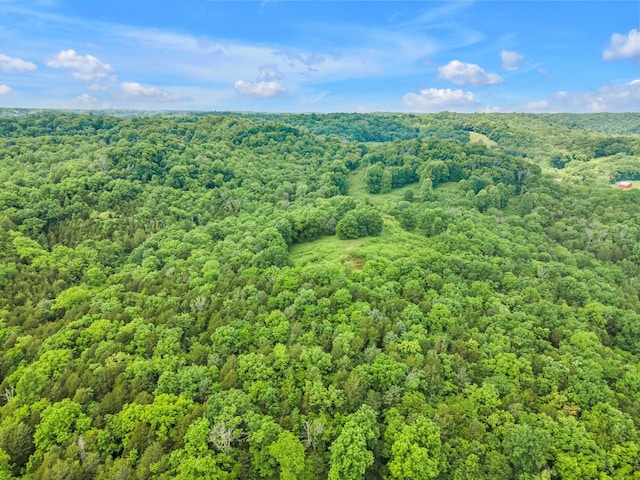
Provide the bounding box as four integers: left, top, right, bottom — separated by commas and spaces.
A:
0, 0, 638, 112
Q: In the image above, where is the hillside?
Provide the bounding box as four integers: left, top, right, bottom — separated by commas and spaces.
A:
1, 112, 640, 479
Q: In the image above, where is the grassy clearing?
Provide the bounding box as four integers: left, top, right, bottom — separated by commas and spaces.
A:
347, 168, 468, 209
431, 181, 467, 204
469, 131, 497, 147
347, 169, 368, 198
551, 154, 640, 186
290, 235, 370, 267
347, 168, 418, 206
290, 218, 431, 269
291, 168, 437, 267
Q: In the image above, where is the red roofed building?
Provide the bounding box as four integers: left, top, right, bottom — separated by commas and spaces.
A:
618, 181, 633, 189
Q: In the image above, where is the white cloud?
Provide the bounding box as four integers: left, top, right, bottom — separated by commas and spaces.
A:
0, 84, 12, 95
73, 93, 109, 108
524, 100, 548, 112
402, 87, 479, 111
46, 49, 112, 81
520, 80, 640, 113
88, 83, 108, 91
354, 104, 375, 113
0, 54, 37, 73
603, 29, 640, 60
438, 60, 503, 86
75, 93, 96, 103
500, 50, 524, 71
234, 79, 287, 98
121, 81, 181, 101
563, 80, 640, 112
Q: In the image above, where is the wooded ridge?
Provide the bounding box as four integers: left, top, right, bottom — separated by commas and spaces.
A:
0, 111, 639, 479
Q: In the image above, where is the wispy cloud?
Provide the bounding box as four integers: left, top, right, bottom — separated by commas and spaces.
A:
46, 49, 113, 81
402, 87, 479, 111
0, 53, 37, 73
258, 65, 283, 82
438, 60, 502, 86
117, 28, 228, 56
603, 29, 640, 61
537, 68, 553, 79
0, 84, 12, 95
273, 50, 327, 69
112, 26, 423, 84
500, 50, 524, 71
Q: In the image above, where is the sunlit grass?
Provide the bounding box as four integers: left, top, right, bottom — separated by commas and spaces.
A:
469, 131, 497, 147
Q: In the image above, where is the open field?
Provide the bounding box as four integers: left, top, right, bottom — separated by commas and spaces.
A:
468, 131, 497, 147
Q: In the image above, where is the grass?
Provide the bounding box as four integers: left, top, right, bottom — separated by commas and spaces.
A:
469, 131, 497, 147
347, 169, 418, 207
550, 154, 640, 186
289, 235, 370, 267
290, 168, 443, 267
290, 216, 431, 269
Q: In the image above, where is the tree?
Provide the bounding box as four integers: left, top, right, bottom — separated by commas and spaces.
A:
335, 212, 360, 239
170, 418, 230, 480
301, 419, 324, 449
365, 164, 385, 194
269, 430, 305, 480
328, 405, 379, 480
502, 423, 550, 476
0, 421, 35, 471
34, 399, 91, 452
246, 414, 283, 478
336, 208, 383, 239
420, 177, 433, 201
387, 416, 446, 480
357, 208, 383, 236
0, 449, 12, 480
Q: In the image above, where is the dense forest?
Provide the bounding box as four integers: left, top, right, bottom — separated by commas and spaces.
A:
1, 111, 640, 479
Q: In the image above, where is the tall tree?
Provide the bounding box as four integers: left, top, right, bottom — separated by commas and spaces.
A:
328, 405, 379, 480
387, 415, 447, 480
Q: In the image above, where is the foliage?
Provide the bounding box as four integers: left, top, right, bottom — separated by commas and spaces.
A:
0, 111, 639, 479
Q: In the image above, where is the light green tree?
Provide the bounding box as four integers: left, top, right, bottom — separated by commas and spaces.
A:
34, 399, 91, 452
502, 423, 550, 476
388, 415, 446, 480
268, 430, 305, 480
328, 405, 379, 480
